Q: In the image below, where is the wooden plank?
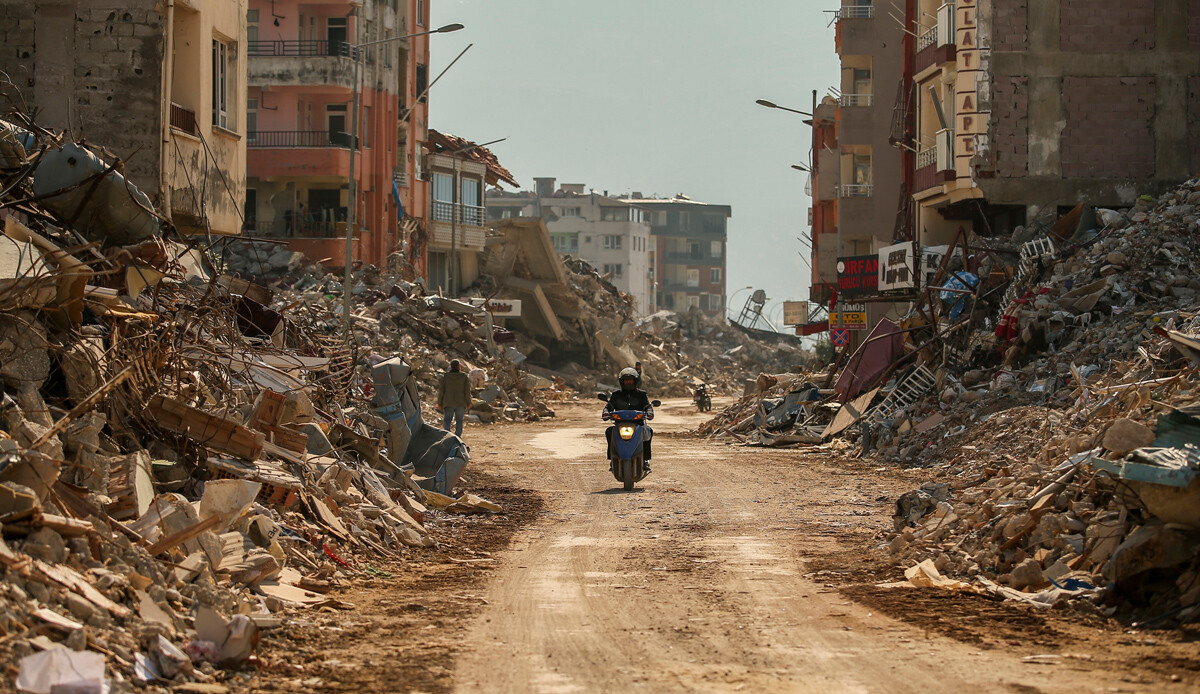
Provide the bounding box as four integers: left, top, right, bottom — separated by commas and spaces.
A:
145, 514, 222, 556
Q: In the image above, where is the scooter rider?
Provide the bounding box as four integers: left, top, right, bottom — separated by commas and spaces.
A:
604, 367, 654, 471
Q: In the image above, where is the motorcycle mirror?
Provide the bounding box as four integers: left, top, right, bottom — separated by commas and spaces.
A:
597, 393, 610, 402
651, 399, 662, 407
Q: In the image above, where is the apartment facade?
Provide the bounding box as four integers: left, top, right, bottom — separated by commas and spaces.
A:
807, 97, 841, 312
426, 130, 517, 296
0, 0, 248, 235
244, 0, 430, 267
618, 195, 730, 318
486, 178, 656, 314
909, 0, 1200, 248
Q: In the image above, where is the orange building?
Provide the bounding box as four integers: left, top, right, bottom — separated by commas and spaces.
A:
243, 0, 431, 268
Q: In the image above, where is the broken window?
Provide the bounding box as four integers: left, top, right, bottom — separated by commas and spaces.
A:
416, 64, 428, 103
211, 38, 230, 130
686, 269, 700, 288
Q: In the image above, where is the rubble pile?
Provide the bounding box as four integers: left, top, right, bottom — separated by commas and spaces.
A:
693, 371, 835, 445
0, 119, 502, 690
829, 179, 1200, 623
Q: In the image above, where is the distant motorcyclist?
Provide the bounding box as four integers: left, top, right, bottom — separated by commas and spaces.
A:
604, 367, 654, 471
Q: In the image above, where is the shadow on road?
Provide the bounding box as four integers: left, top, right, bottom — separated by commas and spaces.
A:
590, 488, 648, 495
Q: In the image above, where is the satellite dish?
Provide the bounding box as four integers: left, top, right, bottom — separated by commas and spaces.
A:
750, 289, 767, 305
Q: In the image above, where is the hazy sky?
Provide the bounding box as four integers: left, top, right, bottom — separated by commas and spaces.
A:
430, 0, 839, 323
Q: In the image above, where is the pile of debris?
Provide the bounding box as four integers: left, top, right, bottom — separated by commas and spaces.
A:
0, 119, 502, 691
724, 178, 1200, 623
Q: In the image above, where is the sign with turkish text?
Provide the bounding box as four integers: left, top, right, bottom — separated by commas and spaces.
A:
467, 298, 522, 317
878, 242, 916, 292
781, 301, 809, 326
832, 301, 867, 330
836, 255, 879, 297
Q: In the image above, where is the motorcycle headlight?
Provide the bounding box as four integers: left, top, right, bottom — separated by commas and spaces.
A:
618, 425, 635, 440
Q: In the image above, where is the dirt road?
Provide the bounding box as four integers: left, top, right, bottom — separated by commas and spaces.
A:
447, 400, 1165, 693
257, 399, 1200, 693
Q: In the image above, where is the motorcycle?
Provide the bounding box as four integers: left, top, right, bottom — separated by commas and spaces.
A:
693, 384, 712, 412
598, 393, 661, 491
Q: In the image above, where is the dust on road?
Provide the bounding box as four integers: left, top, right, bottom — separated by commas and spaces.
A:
255, 399, 1200, 693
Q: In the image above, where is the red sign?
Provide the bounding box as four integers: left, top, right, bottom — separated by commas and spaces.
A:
836, 255, 879, 298
831, 328, 850, 347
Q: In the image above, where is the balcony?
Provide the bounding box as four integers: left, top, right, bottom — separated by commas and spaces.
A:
247, 41, 357, 91
838, 4, 874, 19
248, 40, 358, 59
244, 218, 347, 239
247, 140, 352, 179
915, 4, 957, 74
839, 93, 873, 107
840, 184, 874, 198
664, 252, 721, 265
248, 130, 357, 148
430, 201, 486, 227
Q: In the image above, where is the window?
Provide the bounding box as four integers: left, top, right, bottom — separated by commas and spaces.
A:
416, 64, 428, 103
247, 9, 258, 44
688, 242, 701, 258
853, 154, 872, 185
583, 236, 592, 243
246, 98, 258, 142
687, 295, 701, 309
603, 235, 622, 250
709, 294, 723, 310
601, 207, 628, 222
853, 68, 872, 96
560, 207, 581, 217
417, 0, 426, 26
704, 214, 724, 234
432, 172, 453, 222
710, 268, 722, 283
686, 269, 700, 287
679, 211, 690, 230
211, 38, 230, 129
603, 263, 623, 277
711, 241, 722, 257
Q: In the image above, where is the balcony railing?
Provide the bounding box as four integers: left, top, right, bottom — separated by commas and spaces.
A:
170, 103, 198, 136
247, 130, 356, 148
244, 219, 346, 238
248, 40, 358, 59
431, 201, 486, 227
840, 184, 874, 198
918, 25, 938, 51
839, 4, 874, 18
917, 146, 937, 169
839, 93, 873, 107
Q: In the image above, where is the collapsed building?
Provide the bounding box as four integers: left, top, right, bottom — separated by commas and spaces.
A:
702, 178, 1200, 625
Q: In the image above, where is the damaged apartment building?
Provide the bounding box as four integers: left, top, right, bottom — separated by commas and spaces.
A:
242, 0, 432, 268
0, 0, 248, 236
486, 178, 657, 315
809, 0, 1200, 329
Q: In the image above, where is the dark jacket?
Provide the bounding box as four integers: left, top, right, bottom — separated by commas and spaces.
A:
438, 370, 472, 408
605, 388, 652, 415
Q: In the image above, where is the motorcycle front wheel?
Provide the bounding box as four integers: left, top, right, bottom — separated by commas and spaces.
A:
622, 459, 634, 491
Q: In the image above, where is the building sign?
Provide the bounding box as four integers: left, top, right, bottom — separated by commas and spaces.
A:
878, 242, 916, 292
955, 0, 985, 185
833, 302, 867, 330
782, 301, 809, 326
836, 255, 879, 297
467, 298, 522, 317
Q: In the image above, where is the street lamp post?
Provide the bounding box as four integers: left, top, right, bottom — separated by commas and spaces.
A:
343, 22, 464, 338
755, 98, 813, 117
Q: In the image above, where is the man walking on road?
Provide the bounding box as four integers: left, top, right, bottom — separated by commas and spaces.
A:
438, 359, 472, 437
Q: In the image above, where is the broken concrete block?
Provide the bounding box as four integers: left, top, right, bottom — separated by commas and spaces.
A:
1103, 419, 1155, 456
1009, 558, 1047, 591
